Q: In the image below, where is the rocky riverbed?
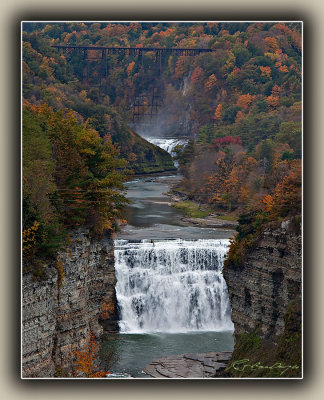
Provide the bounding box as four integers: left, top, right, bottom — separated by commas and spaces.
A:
179, 216, 237, 229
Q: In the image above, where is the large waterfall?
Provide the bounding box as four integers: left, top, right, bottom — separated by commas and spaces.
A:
114, 238, 234, 333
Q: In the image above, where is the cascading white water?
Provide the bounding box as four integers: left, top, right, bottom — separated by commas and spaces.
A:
114, 238, 234, 333
144, 138, 187, 157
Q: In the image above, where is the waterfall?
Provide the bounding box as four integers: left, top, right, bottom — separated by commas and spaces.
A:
144, 137, 187, 167
114, 239, 234, 333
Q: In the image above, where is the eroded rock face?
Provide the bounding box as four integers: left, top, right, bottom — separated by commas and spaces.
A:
22, 229, 116, 378
224, 220, 301, 340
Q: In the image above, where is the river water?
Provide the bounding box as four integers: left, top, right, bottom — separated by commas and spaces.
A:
100, 159, 235, 377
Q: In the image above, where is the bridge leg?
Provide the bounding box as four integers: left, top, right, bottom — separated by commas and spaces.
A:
102, 49, 108, 79
82, 49, 89, 81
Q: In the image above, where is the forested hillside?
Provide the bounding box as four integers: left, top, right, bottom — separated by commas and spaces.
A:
22, 21, 302, 272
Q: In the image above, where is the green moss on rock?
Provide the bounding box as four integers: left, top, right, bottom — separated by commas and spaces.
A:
226, 298, 301, 378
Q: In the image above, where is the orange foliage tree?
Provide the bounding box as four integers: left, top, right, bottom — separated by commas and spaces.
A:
264, 36, 279, 52
237, 93, 252, 110
262, 160, 301, 219
260, 66, 272, 79
126, 61, 135, 75
267, 95, 280, 109
72, 331, 110, 378
213, 104, 223, 121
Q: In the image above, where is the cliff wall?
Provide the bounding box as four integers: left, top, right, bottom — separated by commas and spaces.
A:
223, 219, 302, 377
22, 230, 117, 378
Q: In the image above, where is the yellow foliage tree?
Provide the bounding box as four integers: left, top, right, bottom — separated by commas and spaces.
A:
205, 74, 217, 91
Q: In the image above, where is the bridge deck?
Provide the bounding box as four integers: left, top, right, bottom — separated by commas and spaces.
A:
52, 45, 213, 52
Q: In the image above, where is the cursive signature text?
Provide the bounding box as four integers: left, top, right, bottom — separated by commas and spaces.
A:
227, 359, 299, 376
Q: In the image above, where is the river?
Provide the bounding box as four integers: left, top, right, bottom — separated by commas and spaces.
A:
100, 153, 235, 378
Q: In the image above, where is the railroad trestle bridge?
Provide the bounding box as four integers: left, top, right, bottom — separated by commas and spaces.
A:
52, 45, 213, 121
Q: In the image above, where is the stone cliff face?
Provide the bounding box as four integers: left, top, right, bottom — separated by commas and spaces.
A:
223, 219, 302, 377
22, 229, 117, 378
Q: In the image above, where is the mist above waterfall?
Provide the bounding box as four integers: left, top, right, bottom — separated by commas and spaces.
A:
115, 239, 234, 333
131, 81, 195, 140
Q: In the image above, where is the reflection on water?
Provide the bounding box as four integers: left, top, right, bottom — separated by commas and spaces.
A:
122, 175, 183, 229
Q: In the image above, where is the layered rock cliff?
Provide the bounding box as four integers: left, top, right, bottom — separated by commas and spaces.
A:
22, 229, 117, 378
223, 219, 302, 377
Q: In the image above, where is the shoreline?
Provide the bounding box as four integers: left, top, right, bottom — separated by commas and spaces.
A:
165, 181, 239, 231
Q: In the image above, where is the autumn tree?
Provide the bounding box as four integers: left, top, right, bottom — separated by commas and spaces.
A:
175, 55, 186, 78
190, 66, 204, 87
264, 36, 279, 52
260, 66, 272, 79
23, 105, 62, 263
213, 104, 223, 121
206, 151, 234, 210
205, 73, 217, 91
210, 135, 242, 149
72, 331, 110, 378
23, 102, 130, 269
236, 93, 252, 110
126, 61, 135, 75
262, 160, 301, 219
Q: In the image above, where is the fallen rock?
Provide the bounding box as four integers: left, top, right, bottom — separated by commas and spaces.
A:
143, 351, 232, 378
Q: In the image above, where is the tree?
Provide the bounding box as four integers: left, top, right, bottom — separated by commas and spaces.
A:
237, 93, 252, 110
23, 102, 130, 260
210, 136, 242, 150
213, 104, 223, 121
175, 55, 186, 78
190, 66, 204, 86
126, 61, 135, 75
260, 66, 272, 79
276, 121, 301, 158
72, 331, 110, 378
23, 107, 56, 224
205, 73, 217, 91
262, 160, 301, 219
222, 105, 240, 124
264, 36, 279, 52
266, 94, 279, 109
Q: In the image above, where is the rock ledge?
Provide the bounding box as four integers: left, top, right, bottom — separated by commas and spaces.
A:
143, 351, 232, 378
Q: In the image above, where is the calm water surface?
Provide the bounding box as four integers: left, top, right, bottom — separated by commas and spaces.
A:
101, 332, 234, 378
118, 175, 235, 240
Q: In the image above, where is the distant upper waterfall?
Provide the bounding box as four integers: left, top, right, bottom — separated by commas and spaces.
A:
114, 239, 234, 333
144, 138, 187, 156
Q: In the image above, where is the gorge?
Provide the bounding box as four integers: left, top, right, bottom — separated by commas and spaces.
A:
22, 136, 301, 379
22, 160, 236, 378
22, 22, 302, 379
